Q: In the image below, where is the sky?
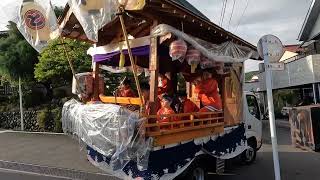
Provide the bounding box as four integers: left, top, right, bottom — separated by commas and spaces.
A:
0, 0, 313, 72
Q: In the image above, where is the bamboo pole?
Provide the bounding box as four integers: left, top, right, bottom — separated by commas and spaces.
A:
59, 38, 83, 94
117, 7, 144, 111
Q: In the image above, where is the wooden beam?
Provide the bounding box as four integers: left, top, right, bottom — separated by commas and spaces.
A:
92, 62, 100, 101
149, 36, 159, 116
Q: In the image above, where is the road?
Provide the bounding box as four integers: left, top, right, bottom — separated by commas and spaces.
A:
1, 124, 320, 180
209, 123, 320, 180
0, 168, 70, 180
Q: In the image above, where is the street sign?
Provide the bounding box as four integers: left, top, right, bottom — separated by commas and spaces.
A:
257, 35, 284, 63
266, 63, 284, 71
258, 35, 283, 180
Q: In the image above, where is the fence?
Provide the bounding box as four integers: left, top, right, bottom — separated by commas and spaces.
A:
0, 111, 40, 131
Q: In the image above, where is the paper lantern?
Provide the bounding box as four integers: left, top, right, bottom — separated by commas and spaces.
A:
169, 39, 187, 62
20, 1, 51, 42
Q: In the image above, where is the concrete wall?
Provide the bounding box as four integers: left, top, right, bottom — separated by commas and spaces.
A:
258, 54, 320, 91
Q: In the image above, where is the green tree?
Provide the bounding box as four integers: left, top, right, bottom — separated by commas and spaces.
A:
35, 39, 92, 86
0, 21, 38, 83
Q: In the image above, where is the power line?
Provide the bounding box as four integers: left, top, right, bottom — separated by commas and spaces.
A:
220, 0, 228, 27
227, 0, 236, 30
219, 0, 226, 27
234, 0, 250, 33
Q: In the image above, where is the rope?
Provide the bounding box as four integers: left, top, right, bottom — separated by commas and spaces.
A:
117, 7, 144, 111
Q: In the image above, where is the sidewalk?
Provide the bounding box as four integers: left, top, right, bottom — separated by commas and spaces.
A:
0, 131, 118, 180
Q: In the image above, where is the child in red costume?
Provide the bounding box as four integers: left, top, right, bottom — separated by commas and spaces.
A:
117, 79, 136, 97
158, 73, 173, 96
177, 92, 199, 114
157, 95, 179, 123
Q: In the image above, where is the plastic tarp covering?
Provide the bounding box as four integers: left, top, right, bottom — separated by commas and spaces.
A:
62, 99, 152, 173
151, 24, 260, 63
68, 0, 118, 42
3, 0, 60, 52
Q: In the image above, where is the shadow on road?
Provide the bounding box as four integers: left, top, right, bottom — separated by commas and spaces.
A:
208, 126, 320, 180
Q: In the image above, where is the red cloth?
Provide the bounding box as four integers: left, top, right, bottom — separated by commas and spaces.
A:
194, 78, 222, 110
183, 99, 199, 113
118, 88, 136, 97
157, 107, 179, 123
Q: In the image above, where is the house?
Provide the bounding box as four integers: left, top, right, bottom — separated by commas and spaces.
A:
253, 0, 320, 111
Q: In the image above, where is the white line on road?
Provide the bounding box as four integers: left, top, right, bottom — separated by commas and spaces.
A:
0, 167, 72, 180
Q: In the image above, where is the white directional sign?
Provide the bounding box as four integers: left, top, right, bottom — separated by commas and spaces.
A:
265, 63, 284, 71
257, 35, 284, 63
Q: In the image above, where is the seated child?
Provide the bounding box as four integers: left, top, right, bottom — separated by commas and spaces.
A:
117, 79, 136, 97
177, 91, 199, 114
157, 95, 179, 123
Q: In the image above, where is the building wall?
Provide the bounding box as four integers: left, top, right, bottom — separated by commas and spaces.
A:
258, 54, 320, 91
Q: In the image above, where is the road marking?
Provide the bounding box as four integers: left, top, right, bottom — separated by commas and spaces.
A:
208, 172, 237, 176
0, 160, 116, 180
0, 167, 72, 179
0, 130, 65, 135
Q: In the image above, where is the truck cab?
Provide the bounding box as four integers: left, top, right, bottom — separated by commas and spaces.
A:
242, 91, 263, 164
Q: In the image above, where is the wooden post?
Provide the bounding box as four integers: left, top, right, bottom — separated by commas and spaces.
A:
92, 62, 100, 101
149, 36, 159, 116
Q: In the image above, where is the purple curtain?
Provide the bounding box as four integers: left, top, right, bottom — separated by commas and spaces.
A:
93, 45, 150, 63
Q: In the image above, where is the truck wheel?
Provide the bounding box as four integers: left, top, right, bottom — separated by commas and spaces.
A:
175, 156, 209, 180
241, 138, 257, 164
190, 167, 206, 180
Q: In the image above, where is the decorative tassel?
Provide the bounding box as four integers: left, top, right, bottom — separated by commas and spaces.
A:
119, 49, 125, 68
191, 63, 197, 73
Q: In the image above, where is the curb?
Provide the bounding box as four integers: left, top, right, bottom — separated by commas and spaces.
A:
0, 160, 118, 180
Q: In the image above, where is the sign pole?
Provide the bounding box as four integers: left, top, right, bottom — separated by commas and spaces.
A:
262, 37, 281, 180
19, 76, 24, 131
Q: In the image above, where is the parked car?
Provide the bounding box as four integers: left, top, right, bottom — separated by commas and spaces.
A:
281, 107, 292, 116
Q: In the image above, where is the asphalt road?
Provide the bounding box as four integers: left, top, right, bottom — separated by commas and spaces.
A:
209, 124, 320, 180
1, 124, 320, 180
0, 168, 71, 180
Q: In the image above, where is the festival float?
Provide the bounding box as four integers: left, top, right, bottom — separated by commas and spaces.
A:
58, 0, 263, 179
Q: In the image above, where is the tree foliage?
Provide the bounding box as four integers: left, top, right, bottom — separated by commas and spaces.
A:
35, 39, 92, 86
0, 22, 38, 83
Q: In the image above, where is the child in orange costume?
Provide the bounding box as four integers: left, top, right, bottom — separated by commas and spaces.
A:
157, 95, 179, 124
117, 79, 136, 97
193, 71, 222, 112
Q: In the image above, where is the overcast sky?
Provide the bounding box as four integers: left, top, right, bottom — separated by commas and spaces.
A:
0, 0, 313, 72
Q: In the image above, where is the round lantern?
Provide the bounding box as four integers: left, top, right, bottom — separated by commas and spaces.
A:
20, 1, 51, 42
169, 39, 187, 63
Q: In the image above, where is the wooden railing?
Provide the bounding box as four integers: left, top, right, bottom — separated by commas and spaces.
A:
145, 111, 224, 146
99, 94, 142, 105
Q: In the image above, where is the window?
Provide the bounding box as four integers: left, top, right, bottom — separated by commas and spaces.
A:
246, 95, 261, 120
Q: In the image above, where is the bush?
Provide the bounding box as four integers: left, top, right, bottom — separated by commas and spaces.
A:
52, 108, 62, 133
24, 90, 47, 109
36, 108, 54, 131
53, 88, 67, 99
37, 107, 63, 132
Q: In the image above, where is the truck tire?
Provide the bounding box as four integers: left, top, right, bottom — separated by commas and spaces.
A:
241, 138, 257, 165
175, 156, 210, 180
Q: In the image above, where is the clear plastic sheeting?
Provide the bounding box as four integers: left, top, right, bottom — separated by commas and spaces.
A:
67, 0, 118, 42
62, 99, 152, 172
5, 0, 60, 52
151, 24, 260, 63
